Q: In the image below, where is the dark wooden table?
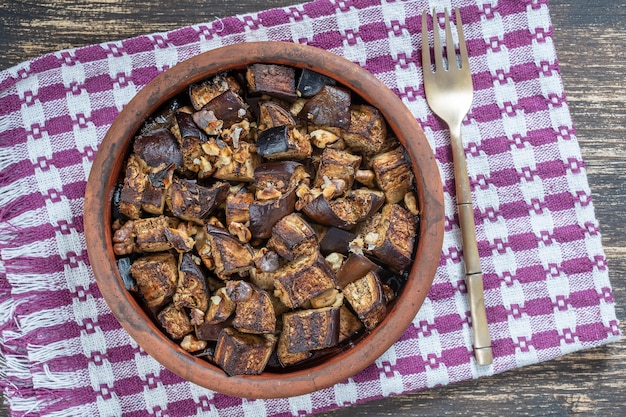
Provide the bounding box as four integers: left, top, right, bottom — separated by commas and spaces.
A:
1, 1, 624, 415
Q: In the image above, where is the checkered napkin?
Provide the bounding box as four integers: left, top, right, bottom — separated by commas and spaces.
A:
0, 0, 620, 415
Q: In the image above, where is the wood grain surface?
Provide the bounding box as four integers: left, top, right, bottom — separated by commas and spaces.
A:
1, 0, 624, 416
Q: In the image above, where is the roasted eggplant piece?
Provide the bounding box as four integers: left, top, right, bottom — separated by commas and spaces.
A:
172, 111, 208, 174
117, 256, 137, 292
256, 125, 312, 161
371, 147, 414, 204
281, 307, 340, 353
246, 63, 297, 102
158, 303, 193, 340
273, 251, 337, 309
302, 188, 385, 230
173, 253, 210, 312
318, 227, 357, 255
141, 164, 175, 215
163, 224, 195, 253
130, 253, 178, 309
338, 304, 364, 343
249, 186, 297, 239
296, 68, 336, 98
133, 128, 183, 169
201, 225, 254, 279
119, 154, 149, 220
189, 73, 237, 111
335, 253, 378, 288
343, 105, 387, 155
299, 85, 351, 130
253, 161, 307, 199
343, 271, 387, 330
196, 316, 234, 341
313, 148, 361, 190
225, 188, 253, 226
205, 287, 235, 324
355, 203, 417, 272
213, 141, 259, 182
201, 90, 250, 128
214, 328, 276, 376
226, 281, 276, 334
134, 216, 179, 253
258, 101, 297, 130
167, 177, 229, 225
267, 213, 317, 261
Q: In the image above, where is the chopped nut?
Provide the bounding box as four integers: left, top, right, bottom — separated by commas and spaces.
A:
180, 334, 208, 352
310, 129, 340, 149
228, 221, 252, 243
404, 191, 419, 215
324, 252, 344, 273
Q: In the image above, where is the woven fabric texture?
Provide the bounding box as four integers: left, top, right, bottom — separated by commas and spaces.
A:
0, 0, 620, 415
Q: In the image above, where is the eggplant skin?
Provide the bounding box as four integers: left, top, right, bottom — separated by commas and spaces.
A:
133, 128, 183, 169
214, 328, 276, 376
130, 253, 179, 309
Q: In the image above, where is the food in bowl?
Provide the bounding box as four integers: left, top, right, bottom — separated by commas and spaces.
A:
110, 63, 419, 376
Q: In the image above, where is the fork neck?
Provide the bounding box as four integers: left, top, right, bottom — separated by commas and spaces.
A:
449, 122, 472, 206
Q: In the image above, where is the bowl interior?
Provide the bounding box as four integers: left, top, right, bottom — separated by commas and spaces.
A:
84, 41, 444, 399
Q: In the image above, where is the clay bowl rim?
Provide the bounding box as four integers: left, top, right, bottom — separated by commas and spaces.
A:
84, 41, 444, 399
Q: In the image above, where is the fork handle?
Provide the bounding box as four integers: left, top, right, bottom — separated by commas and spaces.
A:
450, 125, 493, 366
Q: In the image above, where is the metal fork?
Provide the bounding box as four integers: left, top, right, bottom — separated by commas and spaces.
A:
421, 7, 493, 365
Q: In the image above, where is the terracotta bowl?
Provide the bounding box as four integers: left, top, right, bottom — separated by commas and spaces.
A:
84, 41, 444, 399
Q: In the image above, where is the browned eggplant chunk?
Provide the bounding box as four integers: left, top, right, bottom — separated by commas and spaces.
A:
299, 85, 351, 130
338, 304, 364, 343
214, 328, 276, 376
318, 227, 357, 255
134, 215, 179, 253
281, 307, 340, 354
167, 177, 229, 225
173, 253, 210, 312
313, 148, 362, 190
119, 154, 149, 219
130, 253, 178, 309
253, 161, 306, 198
246, 63, 297, 102
205, 287, 235, 324
213, 141, 259, 182
258, 101, 297, 130
356, 203, 417, 272
267, 213, 317, 261
202, 225, 254, 279
158, 303, 193, 340
343, 105, 387, 155
335, 253, 378, 288
163, 224, 195, 253
273, 251, 337, 309
343, 271, 387, 330
141, 164, 175, 215
133, 128, 183, 169
226, 281, 276, 335
201, 89, 250, 128
371, 147, 414, 204
302, 188, 385, 230
249, 186, 297, 239
296, 68, 337, 98
225, 188, 253, 226
256, 125, 312, 161
196, 317, 234, 341
189, 73, 235, 111
172, 111, 208, 174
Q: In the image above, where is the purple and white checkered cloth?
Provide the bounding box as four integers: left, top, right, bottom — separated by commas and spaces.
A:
0, 0, 620, 415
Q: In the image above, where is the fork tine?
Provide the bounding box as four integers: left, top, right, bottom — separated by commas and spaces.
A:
455, 8, 470, 71
444, 8, 457, 70
431, 8, 444, 72
421, 10, 431, 74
